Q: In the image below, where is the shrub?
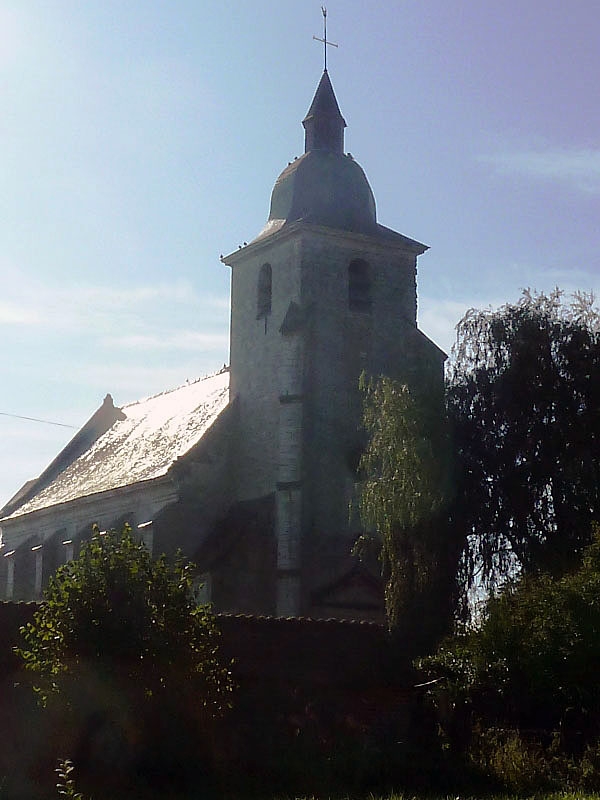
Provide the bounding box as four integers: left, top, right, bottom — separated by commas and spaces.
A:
422, 525, 600, 734
16, 525, 233, 794
17, 524, 232, 713
55, 758, 86, 800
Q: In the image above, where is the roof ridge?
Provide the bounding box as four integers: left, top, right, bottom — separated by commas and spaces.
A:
121, 366, 229, 410
216, 611, 384, 628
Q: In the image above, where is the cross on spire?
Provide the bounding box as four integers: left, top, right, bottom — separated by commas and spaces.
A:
313, 6, 338, 72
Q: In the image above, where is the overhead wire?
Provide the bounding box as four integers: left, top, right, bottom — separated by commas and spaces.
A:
0, 412, 77, 429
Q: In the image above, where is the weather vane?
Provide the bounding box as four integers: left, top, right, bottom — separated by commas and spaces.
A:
313, 6, 338, 72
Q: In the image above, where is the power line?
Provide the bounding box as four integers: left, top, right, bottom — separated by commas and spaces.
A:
0, 412, 77, 429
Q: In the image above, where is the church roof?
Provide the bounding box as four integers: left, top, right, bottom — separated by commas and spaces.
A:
265, 149, 377, 235
260, 69, 376, 236
302, 69, 346, 154
303, 70, 345, 124
2, 369, 230, 521
247, 70, 427, 251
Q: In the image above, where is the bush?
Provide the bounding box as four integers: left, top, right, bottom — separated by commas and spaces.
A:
55, 758, 87, 800
419, 526, 600, 791
469, 727, 555, 792
467, 727, 600, 793
422, 526, 600, 734
18, 524, 232, 710
16, 524, 233, 794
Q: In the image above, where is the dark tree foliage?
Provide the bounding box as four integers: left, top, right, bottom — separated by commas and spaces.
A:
447, 290, 600, 609
422, 525, 600, 734
17, 524, 233, 715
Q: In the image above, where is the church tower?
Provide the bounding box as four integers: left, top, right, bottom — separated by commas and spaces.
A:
223, 70, 445, 619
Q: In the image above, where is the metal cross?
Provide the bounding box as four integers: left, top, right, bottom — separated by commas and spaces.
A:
313, 6, 338, 72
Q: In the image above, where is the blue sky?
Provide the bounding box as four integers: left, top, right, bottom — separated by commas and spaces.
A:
1, 0, 599, 506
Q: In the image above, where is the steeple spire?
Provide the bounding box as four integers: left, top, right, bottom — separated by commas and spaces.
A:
302, 70, 346, 154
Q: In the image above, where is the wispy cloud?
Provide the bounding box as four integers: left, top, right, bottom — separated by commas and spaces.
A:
0, 275, 230, 402
418, 298, 482, 354
50, 281, 212, 316
104, 331, 229, 352
0, 6, 28, 72
69, 362, 225, 404
0, 302, 41, 325
537, 268, 600, 296
480, 147, 600, 194
0, 278, 229, 333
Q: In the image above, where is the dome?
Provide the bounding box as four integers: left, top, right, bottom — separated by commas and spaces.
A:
254, 71, 378, 241
265, 150, 377, 235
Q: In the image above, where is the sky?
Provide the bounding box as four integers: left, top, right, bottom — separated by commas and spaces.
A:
1, 0, 599, 507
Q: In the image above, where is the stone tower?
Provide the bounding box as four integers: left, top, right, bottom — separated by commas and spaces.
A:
223, 70, 445, 618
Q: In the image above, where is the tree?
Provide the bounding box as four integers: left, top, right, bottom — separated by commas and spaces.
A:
17, 525, 233, 791
17, 523, 232, 713
423, 524, 600, 735
447, 289, 600, 611
357, 374, 456, 643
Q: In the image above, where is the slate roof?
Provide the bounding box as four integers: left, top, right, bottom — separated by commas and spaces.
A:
3, 369, 230, 520
302, 69, 346, 133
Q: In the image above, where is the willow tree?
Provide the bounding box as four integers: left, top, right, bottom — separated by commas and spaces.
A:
447, 289, 600, 613
357, 373, 455, 645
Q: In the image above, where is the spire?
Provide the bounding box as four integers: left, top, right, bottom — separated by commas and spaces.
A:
302, 70, 346, 154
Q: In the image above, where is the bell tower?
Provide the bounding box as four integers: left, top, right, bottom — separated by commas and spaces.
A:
223, 70, 445, 618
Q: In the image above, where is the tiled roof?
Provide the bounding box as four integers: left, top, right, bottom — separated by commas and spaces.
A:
217, 611, 384, 628
4, 369, 230, 520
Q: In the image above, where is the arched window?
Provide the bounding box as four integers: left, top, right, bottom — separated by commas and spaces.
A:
257, 263, 272, 319
348, 259, 371, 312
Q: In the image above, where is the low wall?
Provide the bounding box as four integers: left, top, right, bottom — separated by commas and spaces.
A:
0, 602, 405, 688
0, 603, 423, 798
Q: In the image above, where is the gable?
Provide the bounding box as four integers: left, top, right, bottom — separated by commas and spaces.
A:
311, 567, 384, 613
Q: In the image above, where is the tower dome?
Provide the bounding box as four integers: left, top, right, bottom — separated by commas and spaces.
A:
258, 71, 377, 239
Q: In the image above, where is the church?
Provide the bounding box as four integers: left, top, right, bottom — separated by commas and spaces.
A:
0, 67, 445, 621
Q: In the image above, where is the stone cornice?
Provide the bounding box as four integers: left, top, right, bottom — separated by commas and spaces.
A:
222, 221, 428, 267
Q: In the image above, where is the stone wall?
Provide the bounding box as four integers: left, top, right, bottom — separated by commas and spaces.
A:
226, 221, 443, 619
0, 601, 396, 686
229, 232, 303, 502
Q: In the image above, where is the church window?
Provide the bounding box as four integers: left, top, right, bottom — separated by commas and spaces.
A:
138, 520, 154, 555
257, 263, 272, 319
32, 543, 43, 599
62, 539, 74, 563
4, 550, 15, 600
348, 259, 372, 312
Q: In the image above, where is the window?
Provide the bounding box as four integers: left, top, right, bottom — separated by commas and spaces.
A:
62, 539, 74, 563
348, 259, 371, 312
32, 543, 43, 599
257, 263, 272, 319
4, 550, 15, 600
138, 520, 154, 555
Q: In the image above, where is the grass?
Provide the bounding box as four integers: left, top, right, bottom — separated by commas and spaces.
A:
366, 794, 600, 800
280, 794, 600, 800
